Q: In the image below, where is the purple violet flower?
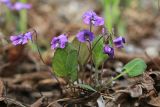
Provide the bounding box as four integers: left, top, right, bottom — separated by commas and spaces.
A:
0, 0, 12, 8
113, 36, 125, 48
103, 45, 114, 58
0, 0, 10, 4
12, 2, 32, 11
0, 0, 31, 11
51, 34, 68, 49
10, 32, 32, 45
76, 29, 94, 42
82, 11, 104, 26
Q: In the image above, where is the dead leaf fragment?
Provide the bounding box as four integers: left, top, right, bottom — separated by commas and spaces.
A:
141, 73, 155, 91
148, 96, 160, 107
129, 85, 143, 98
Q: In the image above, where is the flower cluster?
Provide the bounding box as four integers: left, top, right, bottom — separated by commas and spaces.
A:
104, 36, 125, 58
0, 0, 31, 11
50, 11, 104, 50
76, 11, 104, 43
51, 34, 68, 50
10, 32, 32, 45
82, 11, 104, 26
10, 10, 125, 58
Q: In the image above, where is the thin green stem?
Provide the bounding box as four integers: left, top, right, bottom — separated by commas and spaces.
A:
32, 29, 45, 64
77, 42, 81, 58
105, 62, 138, 86
106, 71, 126, 86
88, 21, 93, 85
77, 42, 81, 84
91, 35, 103, 51
19, 0, 27, 32
32, 29, 60, 85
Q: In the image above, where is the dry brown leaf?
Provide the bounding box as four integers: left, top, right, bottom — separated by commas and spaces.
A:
148, 96, 160, 107
129, 85, 143, 98
141, 73, 155, 91
148, 71, 160, 81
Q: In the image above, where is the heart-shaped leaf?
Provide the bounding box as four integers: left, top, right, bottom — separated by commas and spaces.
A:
52, 44, 78, 81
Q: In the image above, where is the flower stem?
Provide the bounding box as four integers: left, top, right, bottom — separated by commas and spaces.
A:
87, 21, 94, 84
105, 63, 137, 86
19, 0, 27, 32
106, 71, 126, 86
91, 35, 103, 51
32, 29, 60, 84
77, 42, 81, 84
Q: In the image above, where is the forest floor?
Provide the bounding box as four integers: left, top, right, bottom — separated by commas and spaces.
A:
0, 0, 160, 107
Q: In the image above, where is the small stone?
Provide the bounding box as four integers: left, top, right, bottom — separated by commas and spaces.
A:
145, 47, 159, 57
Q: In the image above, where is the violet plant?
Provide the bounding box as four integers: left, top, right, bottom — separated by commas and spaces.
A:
10, 10, 147, 94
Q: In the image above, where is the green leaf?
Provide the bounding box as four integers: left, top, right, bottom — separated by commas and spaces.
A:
123, 58, 147, 77
52, 44, 78, 81
92, 36, 108, 68
72, 38, 89, 66
106, 58, 147, 85
78, 84, 97, 92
